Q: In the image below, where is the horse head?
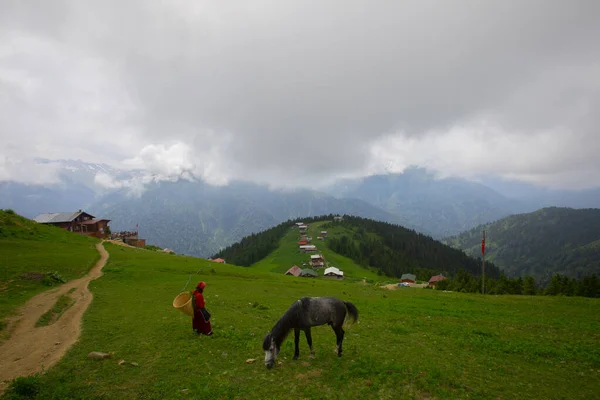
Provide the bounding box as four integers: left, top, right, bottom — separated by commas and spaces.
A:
262, 333, 279, 369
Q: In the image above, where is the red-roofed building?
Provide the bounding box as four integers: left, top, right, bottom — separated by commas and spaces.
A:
211, 258, 226, 263
428, 274, 447, 288
285, 265, 302, 277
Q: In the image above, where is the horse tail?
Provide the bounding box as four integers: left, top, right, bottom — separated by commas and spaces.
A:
343, 301, 359, 323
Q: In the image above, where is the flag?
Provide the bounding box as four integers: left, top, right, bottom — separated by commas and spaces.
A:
481, 230, 486, 255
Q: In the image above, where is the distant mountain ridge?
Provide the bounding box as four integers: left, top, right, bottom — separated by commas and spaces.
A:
443, 207, 600, 285
2, 159, 600, 257
322, 167, 531, 238
86, 180, 414, 257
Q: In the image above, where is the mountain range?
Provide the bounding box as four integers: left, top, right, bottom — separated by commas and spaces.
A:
1, 159, 599, 259
443, 207, 600, 285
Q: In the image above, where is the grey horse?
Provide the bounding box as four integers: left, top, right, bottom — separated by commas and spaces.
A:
262, 296, 359, 368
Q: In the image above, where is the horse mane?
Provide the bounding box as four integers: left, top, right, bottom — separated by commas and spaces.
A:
267, 299, 305, 348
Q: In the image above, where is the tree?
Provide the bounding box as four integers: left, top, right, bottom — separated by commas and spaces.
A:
523, 276, 536, 295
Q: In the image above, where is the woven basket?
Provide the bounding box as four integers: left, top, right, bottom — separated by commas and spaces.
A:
173, 291, 194, 317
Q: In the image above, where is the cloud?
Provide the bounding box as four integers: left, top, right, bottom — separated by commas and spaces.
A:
0, 155, 62, 185
1, 0, 600, 190
369, 118, 600, 190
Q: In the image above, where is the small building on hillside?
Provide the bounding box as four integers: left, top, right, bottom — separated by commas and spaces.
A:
295, 222, 305, 226
310, 254, 325, 268
285, 265, 302, 277
210, 258, 226, 264
298, 240, 308, 246
333, 216, 343, 222
300, 268, 318, 278
33, 210, 111, 239
320, 231, 328, 237
428, 274, 447, 288
300, 245, 317, 253
324, 266, 344, 279
400, 273, 416, 283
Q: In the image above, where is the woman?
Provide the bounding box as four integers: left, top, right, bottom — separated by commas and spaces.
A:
192, 281, 213, 336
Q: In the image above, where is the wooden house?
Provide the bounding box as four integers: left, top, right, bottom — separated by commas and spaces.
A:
285, 265, 302, 277
428, 274, 447, 288
33, 210, 111, 239
324, 266, 344, 279
300, 268, 318, 278
299, 245, 317, 253
310, 254, 325, 268
400, 273, 416, 283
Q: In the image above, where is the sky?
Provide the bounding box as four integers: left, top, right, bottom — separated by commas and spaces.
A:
1, 0, 599, 190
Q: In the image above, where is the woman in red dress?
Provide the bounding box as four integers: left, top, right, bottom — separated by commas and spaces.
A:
192, 281, 213, 336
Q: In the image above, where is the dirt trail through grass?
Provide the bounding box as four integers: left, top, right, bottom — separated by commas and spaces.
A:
0, 242, 109, 394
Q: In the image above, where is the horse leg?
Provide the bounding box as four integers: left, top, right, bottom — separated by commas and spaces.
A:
293, 328, 300, 360
304, 328, 315, 359
333, 325, 345, 357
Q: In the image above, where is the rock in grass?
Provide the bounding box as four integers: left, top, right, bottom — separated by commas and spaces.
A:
87, 352, 111, 360
245, 359, 256, 364
130, 362, 139, 367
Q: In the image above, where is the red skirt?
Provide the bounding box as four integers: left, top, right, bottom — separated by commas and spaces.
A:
193, 309, 213, 335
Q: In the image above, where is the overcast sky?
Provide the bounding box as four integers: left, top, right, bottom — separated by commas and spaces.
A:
1, 0, 599, 190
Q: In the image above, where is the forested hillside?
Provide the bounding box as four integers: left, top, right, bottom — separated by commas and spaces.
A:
443, 207, 600, 285
323, 216, 500, 280
214, 214, 499, 281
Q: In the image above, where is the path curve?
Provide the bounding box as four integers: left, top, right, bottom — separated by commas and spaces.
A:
0, 242, 109, 394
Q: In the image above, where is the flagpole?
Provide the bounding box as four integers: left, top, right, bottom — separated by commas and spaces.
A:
482, 229, 486, 295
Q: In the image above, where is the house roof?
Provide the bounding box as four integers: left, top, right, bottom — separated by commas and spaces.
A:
324, 267, 343, 276
310, 254, 323, 259
300, 268, 318, 277
400, 273, 417, 281
285, 265, 302, 276
211, 258, 226, 263
429, 275, 446, 283
33, 211, 92, 224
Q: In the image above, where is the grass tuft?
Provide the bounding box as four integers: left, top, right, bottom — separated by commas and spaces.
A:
35, 295, 76, 327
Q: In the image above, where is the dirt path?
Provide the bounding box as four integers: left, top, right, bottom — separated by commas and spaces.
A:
0, 242, 109, 395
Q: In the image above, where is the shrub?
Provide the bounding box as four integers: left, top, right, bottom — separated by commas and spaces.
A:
6, 374, 41, 398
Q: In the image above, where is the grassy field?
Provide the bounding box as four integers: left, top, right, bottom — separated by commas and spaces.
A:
250, 221, 384, 282
4, 242, 599, 400
0, 210, 99, 331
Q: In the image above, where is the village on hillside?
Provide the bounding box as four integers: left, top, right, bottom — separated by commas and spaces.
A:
282, 217, 448, 288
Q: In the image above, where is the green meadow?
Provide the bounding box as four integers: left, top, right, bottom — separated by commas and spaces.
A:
2, 243, 599, 399
1, 213, 599, 399
0, 210, 99, 334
